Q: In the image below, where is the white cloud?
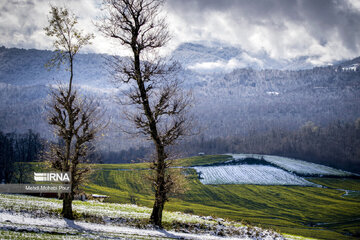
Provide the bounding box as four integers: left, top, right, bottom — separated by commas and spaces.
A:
0, 0, 123, 55
188, 58, 246, 72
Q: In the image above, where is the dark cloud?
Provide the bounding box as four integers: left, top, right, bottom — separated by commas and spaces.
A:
166, 0, 360, 60
0, 0, 359, 62
297, 0, 360, 50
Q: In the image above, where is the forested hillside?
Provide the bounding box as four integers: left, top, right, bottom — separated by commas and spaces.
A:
0, 45, 359, 170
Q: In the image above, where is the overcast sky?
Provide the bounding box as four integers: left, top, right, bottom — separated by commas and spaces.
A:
1, 0, 360, 64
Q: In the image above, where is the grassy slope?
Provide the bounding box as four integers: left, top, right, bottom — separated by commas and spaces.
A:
83, 155, 360, 240
92, 155, 232, 170
0, 194, 234, 240
309, 178, 360, 191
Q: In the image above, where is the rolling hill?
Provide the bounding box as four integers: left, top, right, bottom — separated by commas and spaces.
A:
81, 154, 360, 240
2, 154, 360, 239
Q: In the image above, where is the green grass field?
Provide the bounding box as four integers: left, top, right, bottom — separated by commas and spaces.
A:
83, 155, 360, 240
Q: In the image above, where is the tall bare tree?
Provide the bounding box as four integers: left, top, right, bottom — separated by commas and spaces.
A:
44, 6, 103, 219
99, 0, 192, 227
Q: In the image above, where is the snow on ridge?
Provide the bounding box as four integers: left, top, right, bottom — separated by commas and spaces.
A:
227, 154, 353, 176
194, 165, 316, 186
341, 63, 360, 71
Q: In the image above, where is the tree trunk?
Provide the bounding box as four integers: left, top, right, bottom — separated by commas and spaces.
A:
150, 170, 166, 227
150, 195, 165, 227
62, 192, 74, 219
150, 146, 167, 227
131, 42, 168, 227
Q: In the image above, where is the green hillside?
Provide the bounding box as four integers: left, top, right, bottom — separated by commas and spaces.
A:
83, 155, 360, 240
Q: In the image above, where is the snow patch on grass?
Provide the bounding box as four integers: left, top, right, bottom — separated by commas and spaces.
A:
0, 194, 211, 225
0, 212, 239, 240
0, 194, 285, 239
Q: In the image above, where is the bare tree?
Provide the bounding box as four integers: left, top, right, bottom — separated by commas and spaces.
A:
99, 0, 192, 227
44, 6, 103, 219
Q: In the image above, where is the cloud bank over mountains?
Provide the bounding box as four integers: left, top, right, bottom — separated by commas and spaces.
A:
1, 0, 360, 65
166, 0, 360, 65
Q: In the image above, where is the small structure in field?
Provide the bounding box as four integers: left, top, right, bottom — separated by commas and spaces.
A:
91, 194, 109, 202
198, 152, 205, 156
75, 193, 87, 201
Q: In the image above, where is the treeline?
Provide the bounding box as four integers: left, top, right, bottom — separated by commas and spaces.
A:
177, 119, 360, 173
84, 119, 360, 174
0, 129, 150, 179
98, 146, 150, 164
0, 130, 44, 183
2, 118, 360, 174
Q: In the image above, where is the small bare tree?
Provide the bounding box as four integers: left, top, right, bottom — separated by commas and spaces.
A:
99, 0, 192, 227
44, 6, 103, 219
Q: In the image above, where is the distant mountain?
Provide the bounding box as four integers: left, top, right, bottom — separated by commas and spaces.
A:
0, 45, 359, 151
0, 46, 111, 87
171, 41, 316, 72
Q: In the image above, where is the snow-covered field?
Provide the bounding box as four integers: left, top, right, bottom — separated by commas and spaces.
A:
228, 154, 353, 176
0, 194, 285, 240
194, 165, 316, 186
191, 153, 355, 185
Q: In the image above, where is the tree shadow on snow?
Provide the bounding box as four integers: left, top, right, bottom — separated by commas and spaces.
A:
157, 229, 184, 239
64, 218, 87, 233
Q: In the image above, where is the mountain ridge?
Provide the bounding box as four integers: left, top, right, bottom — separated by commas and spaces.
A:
2, 43, 360, 75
